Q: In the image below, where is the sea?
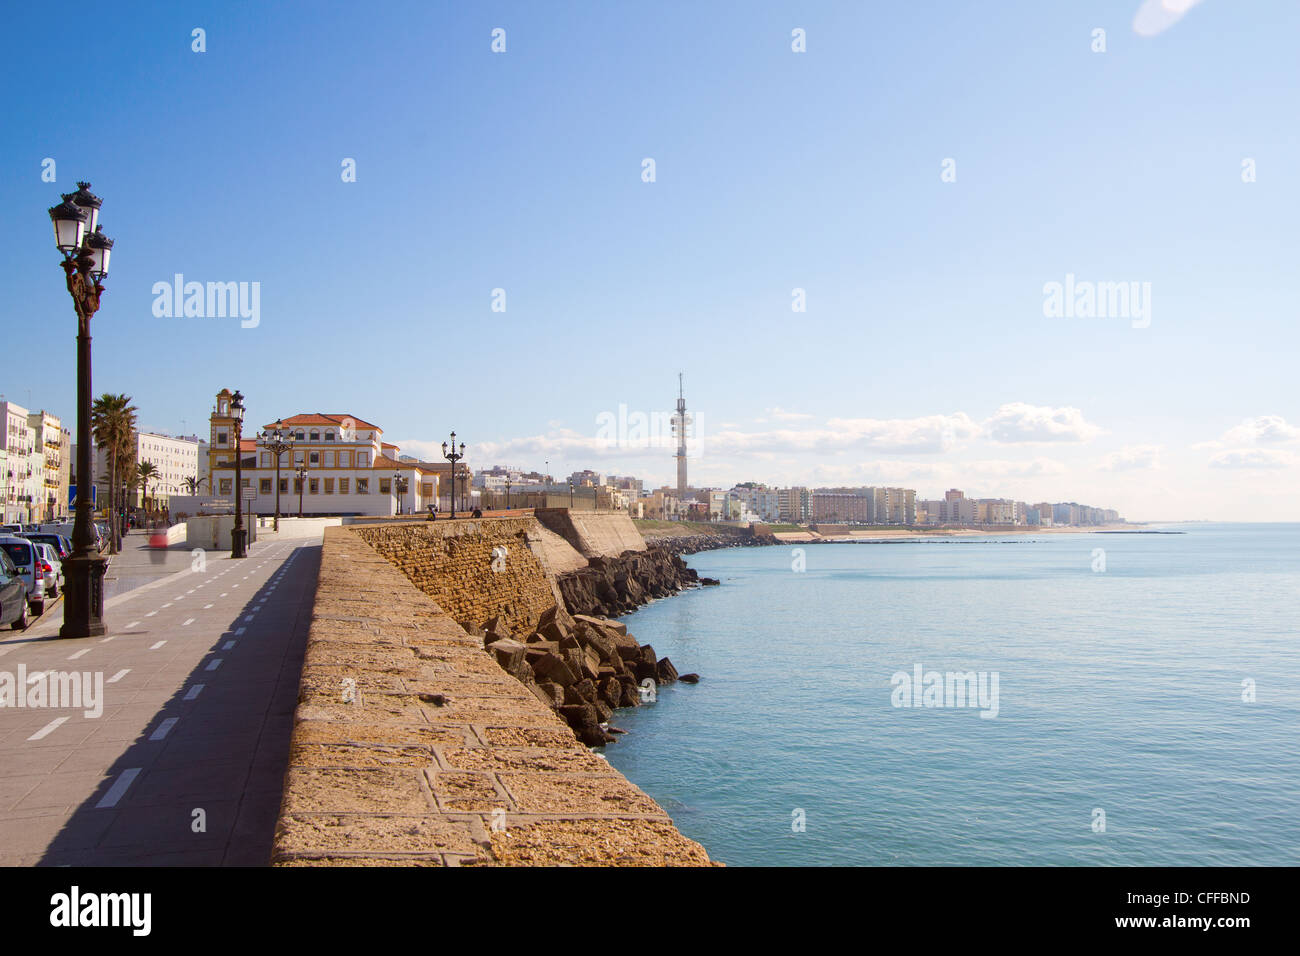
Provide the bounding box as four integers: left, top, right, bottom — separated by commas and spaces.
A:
604, 523, 1300, 866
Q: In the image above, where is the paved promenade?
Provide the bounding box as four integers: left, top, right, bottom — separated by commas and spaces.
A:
0, 532, 320, 865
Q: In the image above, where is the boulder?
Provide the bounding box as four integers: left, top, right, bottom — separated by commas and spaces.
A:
534, 681, 565, 707
489, 638, 527, 671
593, 700, 613, 724
599, 677, 623, 708
618, 676, 642, 708
700, 577, 720, 586
656, 657, 679, 684
678, 673, 701, 684
565, 678, 598, 705
533, 652, 579, 687
558, 704, 606, 747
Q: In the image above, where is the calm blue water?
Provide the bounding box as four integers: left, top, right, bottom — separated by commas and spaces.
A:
604, 524, 1300, 866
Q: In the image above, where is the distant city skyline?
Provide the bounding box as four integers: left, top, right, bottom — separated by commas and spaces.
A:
2, 1, 1296, 522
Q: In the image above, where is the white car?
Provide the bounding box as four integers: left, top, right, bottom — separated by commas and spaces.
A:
34, 542, 63, 598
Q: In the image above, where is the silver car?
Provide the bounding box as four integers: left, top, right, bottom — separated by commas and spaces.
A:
34, 542, 63, 598
0, 535, 47, 615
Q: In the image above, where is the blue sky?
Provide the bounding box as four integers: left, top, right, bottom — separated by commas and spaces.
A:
1, 0, 1297, 519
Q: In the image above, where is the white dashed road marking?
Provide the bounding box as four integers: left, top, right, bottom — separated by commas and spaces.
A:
28, 717, 69, 741
96, 768, 141, 808
149, 718, 179, 741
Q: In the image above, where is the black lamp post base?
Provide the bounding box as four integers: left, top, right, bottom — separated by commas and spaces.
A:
60, 552, 108, 639
231, 527, 248, 559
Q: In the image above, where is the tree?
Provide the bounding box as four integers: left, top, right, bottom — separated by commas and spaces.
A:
91, 393, 137, 553
137, 461, 159, 514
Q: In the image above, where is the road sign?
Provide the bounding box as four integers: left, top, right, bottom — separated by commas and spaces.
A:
242, 489, 257, 500
68, 484, 97, 507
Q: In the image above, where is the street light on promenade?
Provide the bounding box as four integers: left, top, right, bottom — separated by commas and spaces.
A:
505, 477, 512, 510
441, 432, 465, 519
393, 470, 408, 515
296, 465, 307, 518
569, 479, 575, 509
49, 182, 113, 639
259, 421, 294, 531
229, 390, 248, 558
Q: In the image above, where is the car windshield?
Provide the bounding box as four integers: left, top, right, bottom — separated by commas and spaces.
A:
1, 542, 33, 567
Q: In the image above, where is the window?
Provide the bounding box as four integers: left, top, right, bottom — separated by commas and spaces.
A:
310, 430, 320, 441
294, 451, 304, 466
324, 478, 334, 494
323, 451, 335, 467
216, 431, 228, 445
338, 450, 350, 467
356, 478, 368, 494
295, 431, 305, 441
219, 479, 233, 494
309, 479, 319, 494
279, 479, 288, 493
242, 477, 251, 488
339, 478, 349, 494
309, 452, 319, 465
358, 452, 369, 467
260, 452, 271, 468
325, 431, 334, 441
260, 478, 272, 494
379, 479, 391, 494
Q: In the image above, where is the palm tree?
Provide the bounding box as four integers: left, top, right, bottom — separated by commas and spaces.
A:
182, 475, 207, 495
92, 393, 138, 553
137, 461, 159, 516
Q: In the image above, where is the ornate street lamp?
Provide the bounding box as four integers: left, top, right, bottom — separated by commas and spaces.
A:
441, 432, 465, 519
49, 182, 112, 639
259, 422, 294, 531
296, 464, 307, 518
229, 390, 248, 558
392, 470, 408, 515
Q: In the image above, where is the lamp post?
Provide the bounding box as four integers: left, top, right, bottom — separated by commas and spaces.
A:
441, 432, 465, 519
229, 390, 248, 558
505, 477, 512, 510
296, 465, 307, 518
259, 422, 294, 531
569, 479, 575, 509
49, 182, 112, 639
393, 470, 407, 515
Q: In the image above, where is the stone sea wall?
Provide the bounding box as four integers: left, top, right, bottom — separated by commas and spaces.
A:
353, 518, 568, 636
272, 523, 714, 866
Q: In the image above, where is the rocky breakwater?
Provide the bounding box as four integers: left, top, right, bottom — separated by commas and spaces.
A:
557, 546, 708, 618
476, 605, 690, 748
641, 525, 779, 556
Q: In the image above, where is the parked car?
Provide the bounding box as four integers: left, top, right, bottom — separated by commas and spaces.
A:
0, 550, 30, 629
0, 523, 22, 534
33, 542, 63, 598
0, 535, 46, 616
20, 531, 73, 561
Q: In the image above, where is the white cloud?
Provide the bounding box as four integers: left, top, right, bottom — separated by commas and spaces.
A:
1208, 448, 1298, 470
984, 403, 1103, 444
1133, 0, 1207, 37
1221, 415, 1300, 445
764, 407, 814, 422
966, 458, 1068, 478
1100, 445, 1162, 472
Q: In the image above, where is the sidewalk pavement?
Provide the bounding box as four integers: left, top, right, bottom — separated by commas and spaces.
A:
0, 535, 320, 865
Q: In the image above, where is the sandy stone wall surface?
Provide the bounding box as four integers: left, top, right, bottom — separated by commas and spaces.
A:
271, 523, 714, 866
353, 518, 573, 635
